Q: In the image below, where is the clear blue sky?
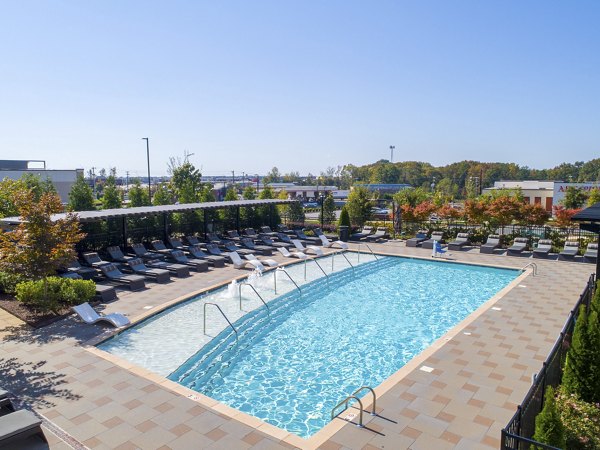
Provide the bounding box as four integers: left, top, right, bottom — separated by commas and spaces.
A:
1, 1, 599, 178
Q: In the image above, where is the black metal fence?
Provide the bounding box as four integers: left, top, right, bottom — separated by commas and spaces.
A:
501, 274, 596, 450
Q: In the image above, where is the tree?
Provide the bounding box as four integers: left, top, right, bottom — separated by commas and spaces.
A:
258, 186, 280, 225
320, 193, 336, 225
412, 201, 437, 221
169, 161, 202, 203
0, 178, 27, 218
241, 186, 257, 227
464, 199, 489, 224
338, 205, 351, 230
562, 305, 593, 401
520, 203, 549, 226
553, 205, 581, 228
101, 175, 122, 209
128, 179, 150, 207
346, 186, 372, 227
221, 188, 238, 227
487, 195, 523, 231
0, 190, 85, 312
437, 204, 461, 222
393, 187, 430, 208
532, 386, 566, 450
263, 167, 281, 185
286, 200, 305, 224
587, 188, 600, 207
152, 183, 173, 206
68, 174, 95, 211
562, 186, 588, 209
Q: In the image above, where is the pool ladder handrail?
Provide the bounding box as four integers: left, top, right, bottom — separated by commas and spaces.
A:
357, 243, 379, 262
331, 386, 378, 428
274, 268, 301, 294
521, 262, 538, 276
238, 282, 270, 314
308, 257, 329, 282
334, 250, 355, 273
203, 302, 238, 341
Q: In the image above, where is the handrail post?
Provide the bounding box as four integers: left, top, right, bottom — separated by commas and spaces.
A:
204, 302, 238, 341
352, 386, 377, 415
238, 283, 270, 314
331, 395, 364, 428
304, 259, 307, 280
273, 270, 277, 294
332, 253, 334, 272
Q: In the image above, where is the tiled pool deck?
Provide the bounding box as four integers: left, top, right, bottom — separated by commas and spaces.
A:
0, 241, 594, 449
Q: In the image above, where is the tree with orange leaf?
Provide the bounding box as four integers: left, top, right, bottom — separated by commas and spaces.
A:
553, 205, 582, 228
520, 203, 549, 226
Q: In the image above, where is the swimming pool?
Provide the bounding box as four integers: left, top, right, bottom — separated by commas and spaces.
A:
99, 255, 517, 438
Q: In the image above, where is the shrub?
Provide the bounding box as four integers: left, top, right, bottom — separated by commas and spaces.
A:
338, 206, 351, 230
556, 387, 600, 450
563, 305, 592, 400
532, 386, 566, 449
0, 271, 27, 295
15, 277, 95, 313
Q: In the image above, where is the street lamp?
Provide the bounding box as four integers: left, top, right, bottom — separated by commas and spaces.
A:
320, 193, 325, 229
389, 145, 395, 163
142, 138, 151, 201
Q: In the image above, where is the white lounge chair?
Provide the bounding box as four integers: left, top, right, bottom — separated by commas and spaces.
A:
292, 239, 324, 256
245, 254, 279, 267
229, 251, 265, 271
318, 235, 348, 250
72, 303, 130, 328
277, 247, 308, 260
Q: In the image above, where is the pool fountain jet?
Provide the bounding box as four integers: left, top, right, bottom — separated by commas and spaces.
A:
227, 279, 238, 298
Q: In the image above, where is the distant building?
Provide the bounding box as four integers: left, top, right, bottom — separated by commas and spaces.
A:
355, 184, 412, 195
482, 180, 600, 212
0, 160, 83, 203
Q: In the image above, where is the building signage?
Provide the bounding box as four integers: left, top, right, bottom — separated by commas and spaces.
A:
553, 182, 600, 206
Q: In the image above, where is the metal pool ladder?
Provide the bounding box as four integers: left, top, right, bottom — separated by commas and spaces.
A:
274, 268, 301, 294
357, 243, 379, 262
238, 283, 270, 314
203, 302, 238, 341
521, 262, 538, 276
331, 386, 377, 428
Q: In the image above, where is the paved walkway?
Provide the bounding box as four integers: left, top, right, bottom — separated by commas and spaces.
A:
0, 242, 593, 449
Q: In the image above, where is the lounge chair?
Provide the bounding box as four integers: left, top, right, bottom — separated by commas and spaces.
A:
168, 250, 209, 272
243, 228, 259, 238
277, 247, 308, 260
150, 240, 177, 256
365, 228, 389, 242
245, 254, 278, 267
507, 237, 529, 256
559, 241, 579, 261
318, 234, 348, 250
532, 239, 553, 259
64, 260, 97, 280
277, 224, 293, 234
188, 245, 226, 267
422, 231, 445, 250
277, 232, 296, 245
314, 227, 339, 241
99, 264, 146, 290
107, 246, 135, 263
131, 243, 165, 261
0, 389, 14, 414
448, 233, 471, 251
292, 239, 324, 256
583, 243, 598, 263
226, 230, 242, 241
257, 235, 293, 249
0, 409, 46, 446
221, 240, 254, 256
124, 258, 171, 283
82, 252, 110, 268
72, 302, 130, 328
350, 225, 373, 240
207, 232, 226, 244
59, 273, 117, 301
229, 251, 265, 271
259, 226, 278, 237
406, 230, 428, 248
185, 235, 202, 246
480, 235, 502, 254
145, 260, 190, 277
293, 229, 322, 245
239, 237, 274, 256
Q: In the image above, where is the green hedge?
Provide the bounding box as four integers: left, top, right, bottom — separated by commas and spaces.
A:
16, 277, 96, 313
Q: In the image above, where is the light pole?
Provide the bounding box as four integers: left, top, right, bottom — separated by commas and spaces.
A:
320, 193, 325, 229
390, 145, 395, 163
142, 138, 151, 201
255, 174, 259, 194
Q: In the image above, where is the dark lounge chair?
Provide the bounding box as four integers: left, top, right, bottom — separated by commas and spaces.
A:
583, 243, 598, 263
243, 228, 259, 238
82, 252, 110, 268
293, 229, 322, 245
276, 232, 295, 245
131, 243, 165, 261
221, 240, 254, 256
226, 230, 243, 241
168, 250, 209, 272
239, 237, 274, 256
0, 389, 14, 414
365, 228, 390, 242
150, 240, 176, 256
186, 244, 226, 268
124, 258, 171, 283
314, 227, 339, 240
350, 225, 373, 240
207, 232, 225, 244
448, 233, 471, 251
107, 246, 135, 263
406, 230, 428, 248
507, 237, 529, 256
259, 226, 278, 237
99, 264, 146, 290
257, 235, 292, 249
145, 260, 190, 277
65, 260, 97, 280
206, 243, 238, 264
185, 235, 202, 246
0, 409, 46, 446
422, 231, 445, 250
558, 241, 579, 261
532, 239, 553, 259
480, 235, 502, 254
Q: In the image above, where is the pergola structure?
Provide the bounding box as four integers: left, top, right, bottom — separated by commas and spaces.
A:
0, 199, 296, 250
571, 201, 600, 277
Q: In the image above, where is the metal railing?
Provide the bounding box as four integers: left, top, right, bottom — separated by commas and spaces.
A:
274, 268, 301, 294
331, 395, 364, 428
309, 258, 330, 282
352, 386, 377, 415
203, 302, 238, 341
521, 262, 538, 276
238, 283, 270, 314
357, 243, 379, 262
501, 274, 596, 449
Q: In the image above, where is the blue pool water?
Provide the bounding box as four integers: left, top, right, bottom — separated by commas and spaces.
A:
165, 257, 517, 438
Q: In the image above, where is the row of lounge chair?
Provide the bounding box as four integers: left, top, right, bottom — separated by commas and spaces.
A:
406, 230, 598, 262
350, 225, 390, 242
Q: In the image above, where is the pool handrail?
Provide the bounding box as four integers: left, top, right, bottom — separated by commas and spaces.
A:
352, 386, 377, 416
203, 302, 238, 341
335, 250, 355, 273
521, 262, 538, 276
238, 282, 270, 315
309, 258, 330, 282
274, 268, 301, 294
331, 395, 364, 428
358, 243, 379, 262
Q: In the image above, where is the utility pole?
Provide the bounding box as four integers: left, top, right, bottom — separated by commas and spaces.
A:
91, 167, 96, 198
231, 170, 235, 187
142, 138, 151, 201
256, 174, 259, 194
125, 171, 130, 193
390, 145, 395, 163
